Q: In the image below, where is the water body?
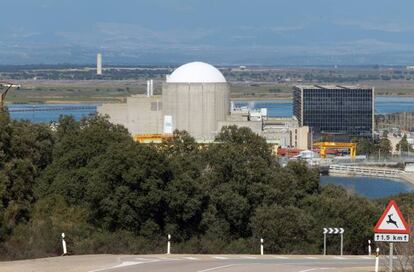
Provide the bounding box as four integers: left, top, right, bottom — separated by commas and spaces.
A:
320, 176, 414, 199
6, 96, 414, 123
8, 104, 98, 123
375, 96, 414, 114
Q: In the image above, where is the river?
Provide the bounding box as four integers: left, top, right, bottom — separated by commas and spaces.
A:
320, 176, 414, 199
7, 96, 414, 123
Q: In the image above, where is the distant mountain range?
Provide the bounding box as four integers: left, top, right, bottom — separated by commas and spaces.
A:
2, 21, 414, 66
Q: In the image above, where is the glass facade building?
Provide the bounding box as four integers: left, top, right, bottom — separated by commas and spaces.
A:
293, 85, 374, 138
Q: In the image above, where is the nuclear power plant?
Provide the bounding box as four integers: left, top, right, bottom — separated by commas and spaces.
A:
163, 62, 230, 140
98, 61, 310, 148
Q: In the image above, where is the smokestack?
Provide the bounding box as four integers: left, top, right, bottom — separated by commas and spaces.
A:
97, 53, 102, 75
150, 79, 154, 96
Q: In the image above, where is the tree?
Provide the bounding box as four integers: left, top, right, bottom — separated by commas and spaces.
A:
0, 115, 54, 240
286, 160, 320, 198
0, 195, 92, 259
251, 204, 314, 253
85, 141, 171, 234
396, 134, 413, 155
378, 132, 392, 158
300, 185, 380, 254
0, 118, 396, 259
0, 112, 12, 166
162, 131, 207, 240
355, 138, 376, 156
35, 115, 132, 203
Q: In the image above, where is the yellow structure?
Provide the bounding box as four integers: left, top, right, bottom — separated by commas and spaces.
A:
313, 142, 357, 159
133, 134, 173, 143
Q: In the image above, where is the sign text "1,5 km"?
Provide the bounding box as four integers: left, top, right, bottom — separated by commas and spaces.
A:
375, 233, 409, 242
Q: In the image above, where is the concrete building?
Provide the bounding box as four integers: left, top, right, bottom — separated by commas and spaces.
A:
163, 62, 230, 140
98, 61, 309, 149
98, 95, 163, 135
293, 85, 374, 138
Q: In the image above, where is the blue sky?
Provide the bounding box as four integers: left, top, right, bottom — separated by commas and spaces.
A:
1, 0, 414, 65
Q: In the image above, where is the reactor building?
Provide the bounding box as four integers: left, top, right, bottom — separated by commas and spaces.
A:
163, 62, 230, 140
98, 61, 310, 148
98, 62, 229, 141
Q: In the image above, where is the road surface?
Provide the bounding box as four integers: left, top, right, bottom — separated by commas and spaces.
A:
0, 254, 379, 272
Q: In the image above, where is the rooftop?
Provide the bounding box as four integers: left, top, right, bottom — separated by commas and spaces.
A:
294, 84, 372, 90
166, 61, 227, 83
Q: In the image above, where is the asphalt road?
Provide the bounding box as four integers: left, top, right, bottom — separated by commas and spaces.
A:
0, 254, 378, 272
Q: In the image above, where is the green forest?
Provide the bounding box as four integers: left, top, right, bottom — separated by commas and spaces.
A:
0, 113, 412, 260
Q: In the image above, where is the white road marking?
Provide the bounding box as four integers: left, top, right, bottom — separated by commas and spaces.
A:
240, 256, 257, 259
297, 269, 329, 272
157, 257, 181, 261
197, 264, 237, 272
183, 256, 199, 260
333, 256, 346, 259
273, 256, 289, 259
212, 256, 229, 260
112, 261, 143, 268
305, 256, 318, 259
89, 261, 143, 272
134, 257, 155, 261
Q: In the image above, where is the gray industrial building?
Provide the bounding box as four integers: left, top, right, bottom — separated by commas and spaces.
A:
293, 85, 374, 138
98, 61, 310, 148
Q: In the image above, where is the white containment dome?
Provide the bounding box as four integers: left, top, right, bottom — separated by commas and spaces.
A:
166, 61, 226, 83
162, 61, 230, 140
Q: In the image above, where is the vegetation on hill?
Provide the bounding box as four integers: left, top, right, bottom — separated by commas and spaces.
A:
0, 113, 410, 260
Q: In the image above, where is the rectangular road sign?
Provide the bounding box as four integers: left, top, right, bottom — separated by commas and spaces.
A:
374, 233, 409, 243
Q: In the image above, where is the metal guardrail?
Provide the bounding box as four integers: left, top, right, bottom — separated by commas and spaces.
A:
329, 164, 414, 184
329, 164, 402, 178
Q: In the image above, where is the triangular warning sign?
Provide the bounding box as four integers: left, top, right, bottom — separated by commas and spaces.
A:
374, 200, 410, 234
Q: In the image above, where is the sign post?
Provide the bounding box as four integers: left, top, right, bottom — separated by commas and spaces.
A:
389, 242, 393, 272
260, 238, 264, 256
322, 227, 344, 255
374, 200, 410, 272
61, 233, 67, 256
167, 234, 171, 254
368, 240, 372, 256
375, 248, 380, 272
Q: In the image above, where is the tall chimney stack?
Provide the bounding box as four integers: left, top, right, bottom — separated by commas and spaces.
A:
97, 53, 102, 76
